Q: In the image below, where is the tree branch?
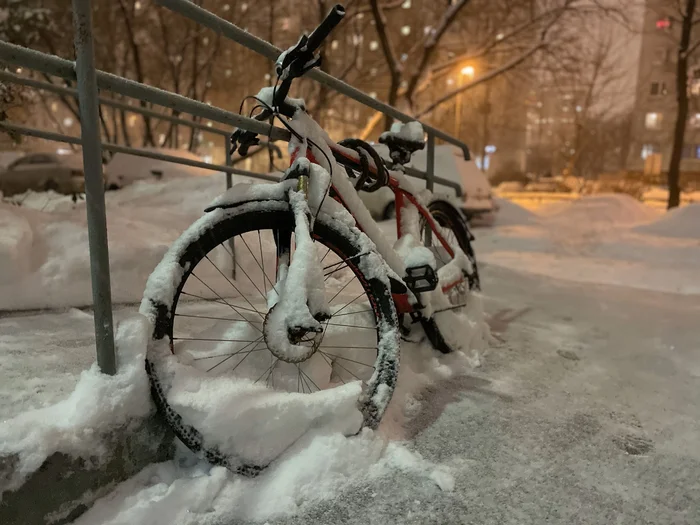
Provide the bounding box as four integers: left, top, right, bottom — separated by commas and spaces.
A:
415, 41, 546, 119
405, 0, 473, 104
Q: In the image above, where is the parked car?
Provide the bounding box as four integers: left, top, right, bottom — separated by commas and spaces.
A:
0, 152, 102, 197
106, 148, 212, 189
360, 144, 496, 223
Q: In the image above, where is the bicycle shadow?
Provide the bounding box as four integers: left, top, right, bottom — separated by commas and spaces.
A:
403, 374, 513, 440
487, 307, 532, 343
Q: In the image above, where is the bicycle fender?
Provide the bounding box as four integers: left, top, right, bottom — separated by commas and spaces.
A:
204, 180, 296, 212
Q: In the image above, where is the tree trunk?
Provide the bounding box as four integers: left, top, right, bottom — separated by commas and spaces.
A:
668, 0, 696, 209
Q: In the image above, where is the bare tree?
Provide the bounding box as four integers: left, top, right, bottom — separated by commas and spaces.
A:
660, 0, 698, 208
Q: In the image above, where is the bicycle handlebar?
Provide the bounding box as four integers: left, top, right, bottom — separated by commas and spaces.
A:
305, 4, 346, 54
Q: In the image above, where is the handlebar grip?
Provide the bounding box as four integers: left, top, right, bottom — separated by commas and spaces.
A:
305, 4, 346, 54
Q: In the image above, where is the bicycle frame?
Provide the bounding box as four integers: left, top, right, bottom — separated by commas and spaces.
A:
287, 111, 464, 316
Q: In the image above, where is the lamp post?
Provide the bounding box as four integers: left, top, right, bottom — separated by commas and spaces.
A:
454, 65, 475, 138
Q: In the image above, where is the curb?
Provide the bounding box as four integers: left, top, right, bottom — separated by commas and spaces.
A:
0, 413, 174, 525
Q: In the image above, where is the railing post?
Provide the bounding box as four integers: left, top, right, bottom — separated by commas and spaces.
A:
72, 0, 116, 375
425, 133, 435, 247
224, 138, 237, 279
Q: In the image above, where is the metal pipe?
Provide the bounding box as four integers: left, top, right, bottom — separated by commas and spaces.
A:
72, 0, 116, 375
155, 0, 472, 159
403, 166, 461, 197
0, 70, 232, 137
0, 41, 291, 142
0, 122, 281, 182
426, 135, 435, 194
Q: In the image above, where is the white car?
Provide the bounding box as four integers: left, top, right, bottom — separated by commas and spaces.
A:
0, 152, 103, 196
106, 148, 212, 189
360, 144, 496, 223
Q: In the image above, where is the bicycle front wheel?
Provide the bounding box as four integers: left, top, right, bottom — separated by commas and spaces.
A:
142, 200, 400, 474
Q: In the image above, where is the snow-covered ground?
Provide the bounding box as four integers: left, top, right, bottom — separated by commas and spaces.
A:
1, 183, 700, 524
479, 195, 700, 295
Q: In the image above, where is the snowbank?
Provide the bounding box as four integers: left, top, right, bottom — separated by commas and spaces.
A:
74, 436, 454, 525
0, 316, 152, 492
540, 194, 659, 225
493, 197, 538, 227
0, 176, 238, 310
633, 203, 700, 239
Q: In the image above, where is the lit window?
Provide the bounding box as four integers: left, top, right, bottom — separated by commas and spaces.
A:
641, 144, 658, 159
401, 25, 411, 36
645, 112, 662, 129
691, 113, 700, 128
369, 40, 378, 51
331, 40, 339, 50
402, 0, 411, 7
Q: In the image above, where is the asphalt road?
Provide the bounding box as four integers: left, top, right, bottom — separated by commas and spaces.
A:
265, 263, 700, 525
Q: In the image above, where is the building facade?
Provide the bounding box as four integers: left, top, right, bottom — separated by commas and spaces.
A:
628, 0, 700, 187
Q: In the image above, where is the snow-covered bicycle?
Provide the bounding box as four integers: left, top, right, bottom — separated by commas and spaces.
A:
140, 4, 480, 475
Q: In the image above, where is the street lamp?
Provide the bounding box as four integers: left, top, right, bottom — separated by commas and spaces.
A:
455, 64, 475, 137
461, 65, 475, 78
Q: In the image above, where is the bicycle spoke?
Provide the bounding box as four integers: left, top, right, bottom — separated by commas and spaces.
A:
318, 345, 377, 350
319, 352, 364, 381
299, 367, 321, 392
325, 322, 376, 330
222, 339, 265, 374
324, 263, 350, 281
175, 313, 253, 323
238, 233, 278, 295
320, 247, 332, 264
318, 352, 346, 384
179, 291, 260, 315
330, 308, 374, 317
254, 357, 279, 384
318, 351, 376, 368
192, 347, 268, 361
205, 254, 267, 312
173, 337, 260, 343
206, 337, 264, 373
330, 292, 366, 317
190, 272, 264, 332
327, 276, 356, 305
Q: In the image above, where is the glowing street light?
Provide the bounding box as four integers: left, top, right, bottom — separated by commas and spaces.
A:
461, 65, 475, 78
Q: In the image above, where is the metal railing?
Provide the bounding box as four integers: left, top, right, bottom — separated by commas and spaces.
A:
0, 0, 472, 374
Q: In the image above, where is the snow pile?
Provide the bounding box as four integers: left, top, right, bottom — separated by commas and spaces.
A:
0, 316, 152, 492
493, 197, 538, 227
75, 435, 453, 525
0, 176, 245, 310
633, 203, 700, 239
541, 194, 659, 226
2, 189, 79, 212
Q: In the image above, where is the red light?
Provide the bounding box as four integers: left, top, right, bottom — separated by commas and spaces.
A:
656, 18, 671, 29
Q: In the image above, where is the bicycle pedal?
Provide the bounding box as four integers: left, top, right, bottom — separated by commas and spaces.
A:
404, 264, 438, 293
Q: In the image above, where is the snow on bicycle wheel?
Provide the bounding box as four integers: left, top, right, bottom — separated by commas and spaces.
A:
142, 204, 399, 469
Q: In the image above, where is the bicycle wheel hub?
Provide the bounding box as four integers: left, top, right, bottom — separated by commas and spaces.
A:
263, 304, 322, 363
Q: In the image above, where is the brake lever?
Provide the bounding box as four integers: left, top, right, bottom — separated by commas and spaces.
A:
230, 128, 260, 157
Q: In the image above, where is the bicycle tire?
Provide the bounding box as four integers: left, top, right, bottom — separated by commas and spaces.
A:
419, 199, 480, 354
141, 201, 400, 475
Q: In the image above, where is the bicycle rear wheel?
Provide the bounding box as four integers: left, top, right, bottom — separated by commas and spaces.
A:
419, 200, 480, 353
142, 201, 400, 475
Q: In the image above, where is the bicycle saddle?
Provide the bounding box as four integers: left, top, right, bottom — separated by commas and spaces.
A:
378, 121, 425, 165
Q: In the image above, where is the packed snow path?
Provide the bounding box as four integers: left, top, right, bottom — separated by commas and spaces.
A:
2, 264, 699, 523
